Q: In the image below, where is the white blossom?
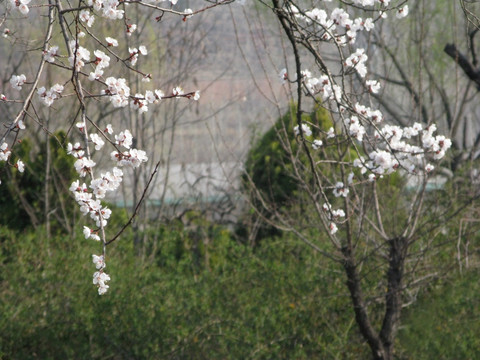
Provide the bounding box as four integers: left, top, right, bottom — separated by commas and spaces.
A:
329, 222, 338, 235
92, 255, 105, 270
16, 160, 25, 173
333, 182, 349, 197
396, 6, 409, 19
294, 123, 312, 137
93, 271, 110, 295
105, 37, 119, 47
10, 74, 26, 91
312, 139, 323, 150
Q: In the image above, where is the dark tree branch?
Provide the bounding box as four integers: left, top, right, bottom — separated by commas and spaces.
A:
469, 29, 479, 67
375, 38, 430, 125
106, 161, 161, 246
444, 43, 480, 90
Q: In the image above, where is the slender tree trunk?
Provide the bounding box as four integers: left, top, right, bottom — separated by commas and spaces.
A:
11, 174, 40, 228
342, 237, 406, 360
379, 237, 406, 359
45, 66, 52, 237
45, 115, 51, 238
342, 246, 387, 360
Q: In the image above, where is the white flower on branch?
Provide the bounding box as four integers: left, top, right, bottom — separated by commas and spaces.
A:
154, 89, 165, 102
366, 80, 381, 93
90, 133, 105, 151
279, 68, 288, 84
347, 116, 366, 142
103, 77, 130, 108
145, 90, 156, 104
92, 255, 105, 270
126, 23, 136, 36
333, 182, 349, 198
327, 127, 335, 139
68, 41, 90, 71
193, 90, 200, 101
16, 160, 25, 173
312, 139, 323, 150
43, 45, 59, 63
368, 150, 398, 175
115, 130, 133, 149
345, 49, 368, 77
89, 68, 104, 81
138, 45, 148, 56
130, 93, 148, 114
67, 142, 85, 158
80, 10, 95, 27
172, 86, 184, 97
74, 157, 96, 177
353, 0, 375, 6
10, 74, 26, 91
0, 142, 11, 162
331, 8, 351, 28
363, 18, 375, 31
94, 50, 110, 69
396, 6, 409, 19
9, 0, 31, 15
93, 271, 110, 295
83, 226, 93, 239
89, 168, 123, 199
37, 84, 64, 107
110, 149, 148, 168
105, 37, 118, 47
329, 222, 338, 235
294, 123, 312, 137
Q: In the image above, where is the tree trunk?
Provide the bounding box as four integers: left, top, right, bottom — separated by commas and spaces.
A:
342, 237, 406, 360
379, 237, 406, 359
45, 115, 51, 238
342, 246, 387, 360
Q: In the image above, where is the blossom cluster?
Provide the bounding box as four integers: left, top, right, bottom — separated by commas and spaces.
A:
8, 0, 30, 15
0, 0, 244, 297
291, 0, 409, 46
301, 71, 342, 102
322, 202, 346, 235
10, 74, 26, 91
38, 84, 64, 107
93, 268, 110, 295
291, 3, 376, 45
85, 0, 124, 20
67, 122, 150, 294
279, 1, 451, 238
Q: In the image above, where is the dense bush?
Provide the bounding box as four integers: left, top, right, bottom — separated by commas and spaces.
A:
240, 105, 335, 243
399, 269, 480, 359
1, 217, 478, 358
0, 226, 370, 359
244, 105, 334, 206
0, 132, 75, 233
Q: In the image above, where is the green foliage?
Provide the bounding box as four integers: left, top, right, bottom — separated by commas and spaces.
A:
0, 201, 476, 359
245, 104, 333, 206
0, 227, 370, 360
241, 105, 334, 242
398, 269, 480, 359
0, 131, 75, 233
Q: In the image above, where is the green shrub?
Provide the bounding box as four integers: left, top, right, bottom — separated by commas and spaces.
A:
0, 227, 368, 359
